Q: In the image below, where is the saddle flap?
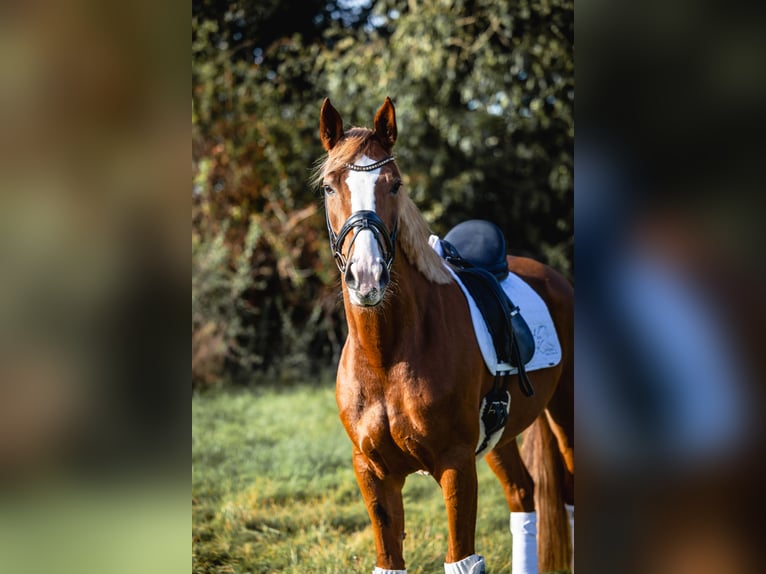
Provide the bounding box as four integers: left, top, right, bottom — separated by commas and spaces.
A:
443, 220, 509, 280
510, 308, 535, 368
454, 267, 535, 368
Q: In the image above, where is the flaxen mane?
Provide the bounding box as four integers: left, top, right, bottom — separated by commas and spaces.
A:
315, 128, 452, 285
396, 193, 452, 284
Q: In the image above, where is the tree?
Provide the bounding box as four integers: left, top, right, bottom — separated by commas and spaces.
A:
317, 0, 574, 272
192, 0, 574, 384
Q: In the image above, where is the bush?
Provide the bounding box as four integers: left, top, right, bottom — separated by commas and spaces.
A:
191, 0, 573, 386
192, 212, 262, 388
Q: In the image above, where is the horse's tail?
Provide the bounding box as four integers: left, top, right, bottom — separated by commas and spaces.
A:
521, 412, 571, 572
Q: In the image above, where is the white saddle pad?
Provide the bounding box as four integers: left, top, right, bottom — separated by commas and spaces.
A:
430, 235, 562, 375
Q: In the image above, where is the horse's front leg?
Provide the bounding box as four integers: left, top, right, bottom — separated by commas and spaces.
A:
436, 453, 486, 573
353, 449, 407, 572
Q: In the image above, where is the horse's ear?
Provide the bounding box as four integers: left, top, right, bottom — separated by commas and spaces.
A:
373, 96, 397, 149
320, 98, 344, 151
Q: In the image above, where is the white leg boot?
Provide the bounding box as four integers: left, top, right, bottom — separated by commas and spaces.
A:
372, 568, 406, 574
510, 511, 538, 574
565, 503, 574, 570
444, 553, 485, 574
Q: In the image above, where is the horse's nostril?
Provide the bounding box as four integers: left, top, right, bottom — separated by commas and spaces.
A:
344, 262, 358, 289
379, 263, 390, 287
373, 258, 387, 282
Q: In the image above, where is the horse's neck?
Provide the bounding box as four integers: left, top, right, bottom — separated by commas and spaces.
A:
343, 254, 431, 367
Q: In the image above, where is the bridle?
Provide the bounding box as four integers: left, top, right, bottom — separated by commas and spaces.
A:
324, 156, 399, 273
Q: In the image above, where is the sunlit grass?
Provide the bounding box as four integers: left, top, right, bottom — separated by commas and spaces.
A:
192, 383, 516, 573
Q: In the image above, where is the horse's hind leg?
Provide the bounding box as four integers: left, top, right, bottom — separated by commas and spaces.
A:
485, 439, 535, 513
485, 439, 538, 573
543, 408, 573, 502
544, 360, 574, 479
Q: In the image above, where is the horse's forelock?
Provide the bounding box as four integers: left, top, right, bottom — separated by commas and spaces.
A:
314, 128, 390, 186
332, 129, 387, 167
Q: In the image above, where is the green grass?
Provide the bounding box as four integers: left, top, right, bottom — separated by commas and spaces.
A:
192, 383, 516, 574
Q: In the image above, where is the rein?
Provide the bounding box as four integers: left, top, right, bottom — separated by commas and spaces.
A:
325, 156, 399, 273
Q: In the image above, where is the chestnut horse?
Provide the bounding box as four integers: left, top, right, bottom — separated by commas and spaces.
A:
316, 97, 574, 574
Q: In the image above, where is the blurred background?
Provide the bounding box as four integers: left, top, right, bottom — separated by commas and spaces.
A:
0, 1, 188, 573
577, 0, 766, 572
191, 0, 574, 388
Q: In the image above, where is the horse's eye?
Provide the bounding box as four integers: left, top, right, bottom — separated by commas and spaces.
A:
323, 184, 335, 195
391, 181, 402, 195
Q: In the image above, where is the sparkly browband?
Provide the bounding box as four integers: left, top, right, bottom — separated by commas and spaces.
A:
344, 156, 396, 172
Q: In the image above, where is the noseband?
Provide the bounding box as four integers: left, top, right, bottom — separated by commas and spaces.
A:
324, 156, 399, 273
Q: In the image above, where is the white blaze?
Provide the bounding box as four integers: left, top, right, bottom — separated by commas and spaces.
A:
345, 155, 383, 275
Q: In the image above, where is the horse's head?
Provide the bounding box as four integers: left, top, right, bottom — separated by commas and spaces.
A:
319, 97, 401, 307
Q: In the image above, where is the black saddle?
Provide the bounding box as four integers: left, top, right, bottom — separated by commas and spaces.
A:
440, 220, 535, 397
444, 219, 509, 280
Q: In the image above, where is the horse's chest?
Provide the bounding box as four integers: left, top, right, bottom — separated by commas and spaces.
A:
339, 388, 430, 475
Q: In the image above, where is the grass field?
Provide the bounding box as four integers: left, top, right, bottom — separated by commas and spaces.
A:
192, 383, 519, 574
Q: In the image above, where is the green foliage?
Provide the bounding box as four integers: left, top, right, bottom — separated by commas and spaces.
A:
192, 0, 573, 384
318, 0, 574, 266
192, 214, 263, 388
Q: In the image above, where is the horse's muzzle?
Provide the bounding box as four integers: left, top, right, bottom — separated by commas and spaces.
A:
345, 257, 390, 306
